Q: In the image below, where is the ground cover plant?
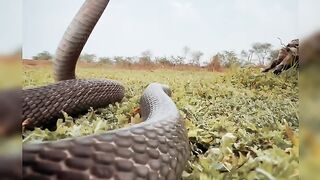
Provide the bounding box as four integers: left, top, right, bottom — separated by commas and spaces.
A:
23, 65, 299, 179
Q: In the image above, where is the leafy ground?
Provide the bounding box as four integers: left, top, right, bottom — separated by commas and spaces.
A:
23, 66, 299, 180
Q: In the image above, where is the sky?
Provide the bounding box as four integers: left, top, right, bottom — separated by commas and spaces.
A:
0, 0, 22, 54
1, 0, 320, 61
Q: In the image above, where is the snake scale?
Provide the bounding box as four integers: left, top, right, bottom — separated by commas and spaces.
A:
22, 0, 190, 179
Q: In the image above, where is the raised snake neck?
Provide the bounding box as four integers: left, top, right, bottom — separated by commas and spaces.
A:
22, 0, 190, 179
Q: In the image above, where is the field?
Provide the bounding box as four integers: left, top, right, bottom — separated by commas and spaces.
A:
23, 64, 299, 179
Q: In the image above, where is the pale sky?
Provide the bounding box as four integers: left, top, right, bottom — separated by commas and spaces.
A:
1, 0, 320, 61
0, 0, 22, 54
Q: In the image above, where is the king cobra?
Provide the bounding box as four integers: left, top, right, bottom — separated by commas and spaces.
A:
22, 0, 190, 179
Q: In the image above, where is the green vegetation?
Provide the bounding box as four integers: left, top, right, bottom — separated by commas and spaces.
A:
32, 51, 53, 60
23, 66, 298, 179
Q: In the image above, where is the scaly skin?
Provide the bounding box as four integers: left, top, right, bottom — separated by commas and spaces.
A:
22, 0, 190, 179
23, 84, 190, 180
22, 79, 124, 129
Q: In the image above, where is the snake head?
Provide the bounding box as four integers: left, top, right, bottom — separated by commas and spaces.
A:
147, 83, 172, 97
160, 84, 172, 97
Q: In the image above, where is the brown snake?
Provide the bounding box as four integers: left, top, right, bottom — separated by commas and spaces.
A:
22, 0, 190, 179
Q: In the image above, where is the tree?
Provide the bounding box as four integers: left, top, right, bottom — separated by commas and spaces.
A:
155, 57, 172, 66
220, 51, 240, 68
182, 46, 190, 63
190, 50, 203, 66
251, 43, 272, 65
124, 57, 134, 65
268, 49, 280, 62
80, 53, 97, 63
240, 50, 254, 64
207, 54, 222, 71
171, 56, 184, 65
139, 50, 153, 66
99, 57, 113, 64
32, 51, 52, 60
114, 56, 133, 67
114, 56, 124, 65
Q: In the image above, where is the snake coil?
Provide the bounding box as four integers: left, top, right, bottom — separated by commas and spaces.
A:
22, 0, 190, 179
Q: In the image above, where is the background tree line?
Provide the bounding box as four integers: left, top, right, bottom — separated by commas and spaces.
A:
31, 42, 279, 70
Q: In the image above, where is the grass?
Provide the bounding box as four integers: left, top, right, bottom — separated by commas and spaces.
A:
23, 65, 299, 179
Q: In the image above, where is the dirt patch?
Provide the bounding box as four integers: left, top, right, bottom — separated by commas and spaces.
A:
0, 55, 20, 64
22, 59, 52, 67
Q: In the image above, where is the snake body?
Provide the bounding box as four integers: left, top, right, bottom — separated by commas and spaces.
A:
22, 79, 124, 129
23, 0, 190, 179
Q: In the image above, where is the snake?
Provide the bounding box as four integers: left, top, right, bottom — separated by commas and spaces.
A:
22, 0, 190, 179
